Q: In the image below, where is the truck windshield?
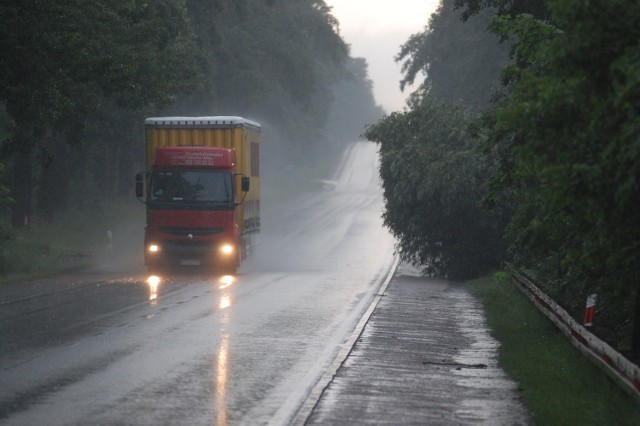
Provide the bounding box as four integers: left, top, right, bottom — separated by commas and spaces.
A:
150, 170, 233, 204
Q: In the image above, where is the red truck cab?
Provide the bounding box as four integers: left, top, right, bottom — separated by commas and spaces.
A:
142, 147, 243, 272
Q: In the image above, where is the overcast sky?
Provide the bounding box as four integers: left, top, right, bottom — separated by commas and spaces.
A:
326, 0, 440, 113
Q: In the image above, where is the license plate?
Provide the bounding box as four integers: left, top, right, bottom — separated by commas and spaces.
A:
180, 259, 201, 266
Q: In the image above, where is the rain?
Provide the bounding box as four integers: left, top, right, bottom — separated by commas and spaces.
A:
2, 1, 640, 425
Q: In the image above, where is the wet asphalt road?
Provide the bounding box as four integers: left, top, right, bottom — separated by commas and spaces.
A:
0, 143, 396, 425
0, 142, 529, 425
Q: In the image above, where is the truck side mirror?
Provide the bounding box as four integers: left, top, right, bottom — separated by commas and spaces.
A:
241, 176, 250, 192
135, 173, 144, 199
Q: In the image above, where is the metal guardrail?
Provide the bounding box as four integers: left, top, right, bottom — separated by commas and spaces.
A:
506, 265, 640, 402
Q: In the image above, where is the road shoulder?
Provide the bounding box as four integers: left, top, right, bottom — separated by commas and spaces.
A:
306, 263, 530, 425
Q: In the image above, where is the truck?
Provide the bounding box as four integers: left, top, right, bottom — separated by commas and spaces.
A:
135, 116, 260, 273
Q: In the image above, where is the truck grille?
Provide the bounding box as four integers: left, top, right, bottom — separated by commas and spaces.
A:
164, 240, 213, 248
157, 226, 224, 237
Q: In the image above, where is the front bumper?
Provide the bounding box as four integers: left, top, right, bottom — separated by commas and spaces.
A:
145, 239, 237, 268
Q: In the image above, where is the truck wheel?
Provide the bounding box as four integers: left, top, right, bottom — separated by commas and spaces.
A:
219, 255, 239, 274
222, 261, 237, 275
146, 261, 165, 275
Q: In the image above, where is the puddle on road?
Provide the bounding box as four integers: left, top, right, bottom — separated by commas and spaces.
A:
422, 360, 487, 369
146, 275, 161, 305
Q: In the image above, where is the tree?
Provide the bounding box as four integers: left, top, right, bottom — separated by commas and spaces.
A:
486, 0, 640, 355
0, 1, 200, 225
366, 97, 506, 279
163, 0, 353, 182
453, 0, 549, 20
397, 1, 510, 110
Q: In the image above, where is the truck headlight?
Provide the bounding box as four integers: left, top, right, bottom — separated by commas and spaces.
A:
148, 244, 160, 253
220, 244, 234, 255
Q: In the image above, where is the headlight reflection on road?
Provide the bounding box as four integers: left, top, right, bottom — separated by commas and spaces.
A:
216, 333, 229, 425
216, 275, 235, 310
218, 275, 235, 289
213, 277, 234, 420
146, 275, 161, 305
219, 294, 232, 310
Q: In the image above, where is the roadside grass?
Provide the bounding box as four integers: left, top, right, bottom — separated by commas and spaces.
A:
469, 273, 640, 425
0, 198, 143, 284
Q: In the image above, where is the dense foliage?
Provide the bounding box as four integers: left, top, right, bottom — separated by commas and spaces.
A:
367, 1, 508, 278
453, 0, 548, 20
397, 1, 509, 110
371, 0, 640, 355
486, 0, 640, 352
0, 0, 383, 226
365, 98, 506, 279
0, 0, 201, 226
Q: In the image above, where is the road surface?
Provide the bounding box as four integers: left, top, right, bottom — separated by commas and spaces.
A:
0, 142, 530, 425
0, 142, 397, 425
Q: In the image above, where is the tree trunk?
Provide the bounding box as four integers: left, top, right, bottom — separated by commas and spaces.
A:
11, 143, 33, 229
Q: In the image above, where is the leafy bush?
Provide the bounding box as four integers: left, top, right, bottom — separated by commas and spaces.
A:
365, 97, 507, 279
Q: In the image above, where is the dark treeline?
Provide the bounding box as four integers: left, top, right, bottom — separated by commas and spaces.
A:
0, 0, 384, 231
367, 0, 640, 358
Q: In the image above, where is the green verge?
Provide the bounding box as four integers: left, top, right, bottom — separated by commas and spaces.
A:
0, 198, 144, 284
468, 273, 640, 425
